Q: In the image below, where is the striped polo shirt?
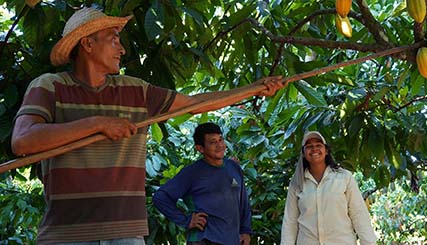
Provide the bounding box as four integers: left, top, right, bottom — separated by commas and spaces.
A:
16, 72, 176, 243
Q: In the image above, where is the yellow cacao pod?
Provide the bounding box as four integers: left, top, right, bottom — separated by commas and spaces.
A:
336, 0, 352, 17
416, 47, 427, 78
335, 14, 352, 38
406, 0, 426, 23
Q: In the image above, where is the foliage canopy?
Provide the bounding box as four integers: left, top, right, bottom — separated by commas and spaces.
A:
1, 0, 426, 243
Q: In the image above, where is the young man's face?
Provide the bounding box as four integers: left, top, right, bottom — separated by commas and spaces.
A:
196, 133, 226, 163
87, 27, 125, 74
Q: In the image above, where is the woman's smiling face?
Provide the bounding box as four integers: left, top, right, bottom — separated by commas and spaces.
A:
303, 138, 327, 165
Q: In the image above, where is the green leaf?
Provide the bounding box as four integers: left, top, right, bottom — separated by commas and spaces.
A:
228, 4, 256, 26
246, 167, 257, 179
396, 67, 410, 88
293, 81, 327, 106
0, 112, 12, 142
199, 112, 209, 123
182, 7, 204, 26
348, 114, 363, 138
303, 112, 323, 129
23, 7, 49, 47
265, 88, 286, 123
145, 158, 156, 177
243, 34, 256, 68
144, 1, 165, 41
367, 128, 384, 160
169, 113, 194, 128
151, 123, 163, 143
372, 87, 389, 102
410, 73, 424, 95
284, 110, 309, 140
2, 84, 19, 108
384, 140, 402, 169
374, 164, 391, 188
122, 0, 141, 15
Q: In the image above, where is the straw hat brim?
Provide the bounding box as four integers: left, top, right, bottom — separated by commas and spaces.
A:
50, 15, 132, 66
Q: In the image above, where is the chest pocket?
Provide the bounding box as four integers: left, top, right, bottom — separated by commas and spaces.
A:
320, 175, 349, 210
297, 174, 349, 213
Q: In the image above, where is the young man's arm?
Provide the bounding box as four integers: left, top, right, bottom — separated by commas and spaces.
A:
152, 189, 191, 227
153, 167, 196, 228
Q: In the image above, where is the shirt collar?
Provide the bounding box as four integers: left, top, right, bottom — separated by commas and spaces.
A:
304, 165, 332, 183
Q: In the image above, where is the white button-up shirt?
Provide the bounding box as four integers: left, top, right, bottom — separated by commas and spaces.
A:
281, 166, 377, 245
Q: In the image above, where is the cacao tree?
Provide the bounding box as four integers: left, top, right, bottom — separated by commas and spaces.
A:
1, 0, 426, 243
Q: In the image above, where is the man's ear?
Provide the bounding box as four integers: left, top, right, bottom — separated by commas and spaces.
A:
79, 37, 93, 52
195, 145, 204, 154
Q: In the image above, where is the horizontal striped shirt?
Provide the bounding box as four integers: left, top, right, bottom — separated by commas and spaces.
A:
16, 72, 176, 244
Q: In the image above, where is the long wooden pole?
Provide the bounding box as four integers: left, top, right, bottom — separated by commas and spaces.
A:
0, 43, 422, 173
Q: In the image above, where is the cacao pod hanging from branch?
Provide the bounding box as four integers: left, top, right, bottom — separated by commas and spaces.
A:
406, 0, 426, 23
335, 14, 352, 38
416, 47, 427, 78
336, 0, 352, 17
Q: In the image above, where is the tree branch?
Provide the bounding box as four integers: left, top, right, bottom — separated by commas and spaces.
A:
269, 41, 285, 76
370, 95, 427, 112
0, 6, 30, 58
205, 10, 416, 65
396, 95, 427, 111
355, 0, 392, 47
288, 9, 365, 36
414, 22, 424, 42
362, 187, 377, 199
288, 9, 336, 35
246, 18, 413, 61
204, 18, 251, 51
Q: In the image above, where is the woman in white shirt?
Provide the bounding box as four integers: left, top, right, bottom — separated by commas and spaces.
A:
280, 131, 377, 245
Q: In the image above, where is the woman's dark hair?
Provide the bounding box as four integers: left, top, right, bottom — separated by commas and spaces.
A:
302, 144, 340, 170
193, 122, 222, 147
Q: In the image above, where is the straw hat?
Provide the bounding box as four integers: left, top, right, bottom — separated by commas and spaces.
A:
50, 7, 132, 66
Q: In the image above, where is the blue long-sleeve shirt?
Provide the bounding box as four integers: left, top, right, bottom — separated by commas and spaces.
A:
153, 158, 252, 244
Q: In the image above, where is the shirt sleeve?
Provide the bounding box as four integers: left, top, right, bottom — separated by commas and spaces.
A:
152, 168, 193, 228
345, 174, 377, 245
15, 73, 59, 122
145, 83, 177, 116
281, 184, 299, 245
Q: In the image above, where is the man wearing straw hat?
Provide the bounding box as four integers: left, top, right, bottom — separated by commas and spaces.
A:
11, 6, 285, 244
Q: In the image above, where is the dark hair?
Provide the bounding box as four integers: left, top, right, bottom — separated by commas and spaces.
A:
302, 144, 340, 170
69, 43, 80, 62
193, 122, 222, 147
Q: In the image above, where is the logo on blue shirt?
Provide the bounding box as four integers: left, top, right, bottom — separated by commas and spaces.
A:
231, 178, 239, 187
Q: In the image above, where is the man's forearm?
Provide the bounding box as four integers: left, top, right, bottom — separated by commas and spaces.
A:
11, 115, 104, 156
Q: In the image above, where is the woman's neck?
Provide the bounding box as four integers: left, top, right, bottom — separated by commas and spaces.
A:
309, 163, 327, 183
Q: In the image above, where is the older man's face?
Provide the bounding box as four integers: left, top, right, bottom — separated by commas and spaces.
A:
86, 27, 126, 74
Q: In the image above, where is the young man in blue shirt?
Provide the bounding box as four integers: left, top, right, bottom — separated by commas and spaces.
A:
153, 122, 252, 244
